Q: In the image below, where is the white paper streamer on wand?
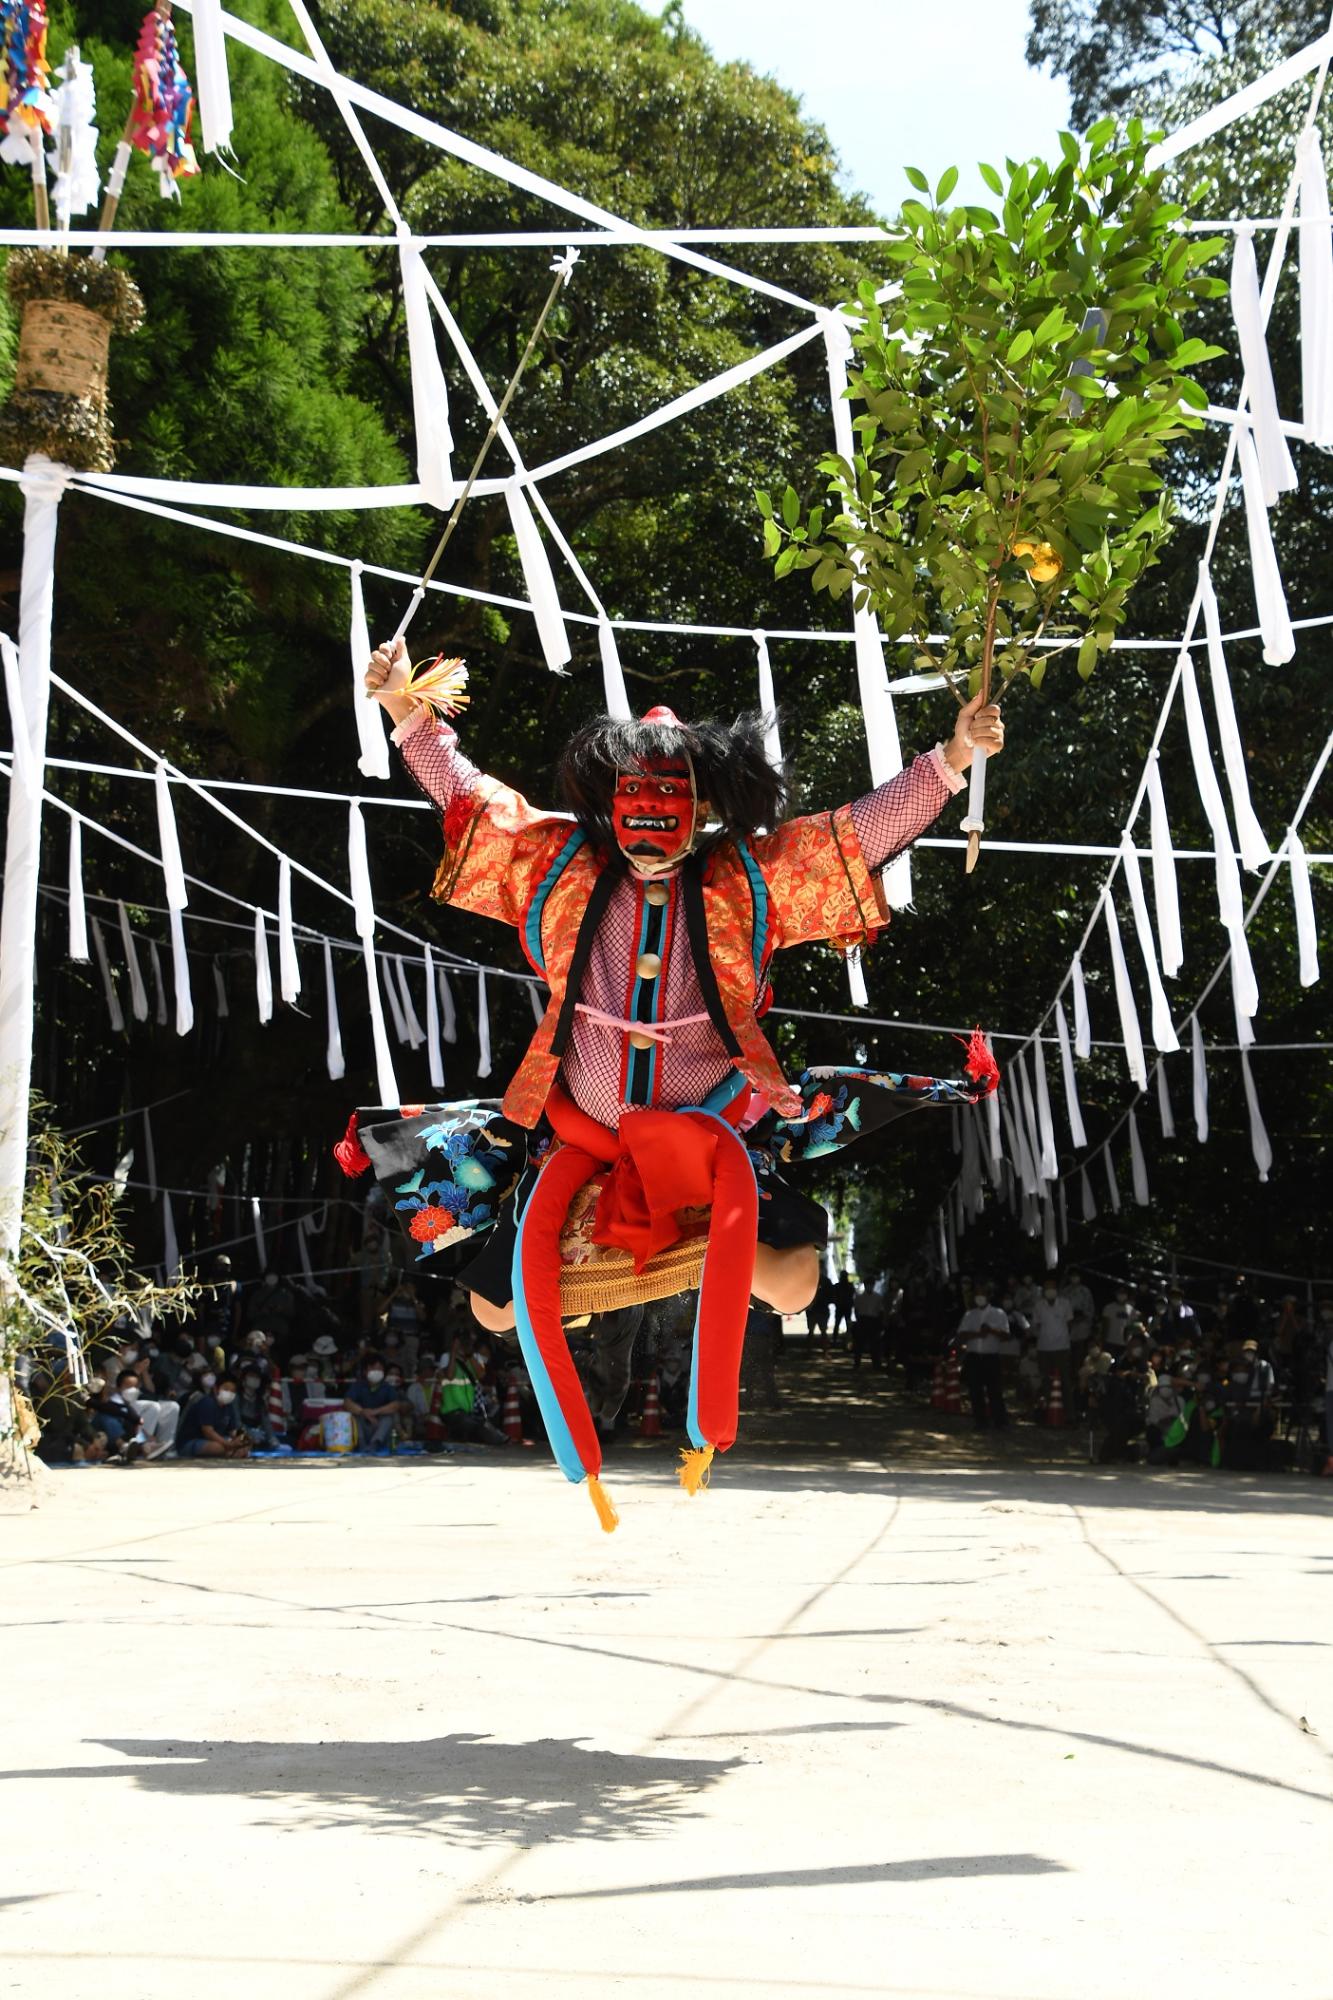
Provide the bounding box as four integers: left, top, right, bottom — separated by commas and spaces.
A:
66, 817, 88, 961
1155, 1061, 1176, 1139
1235, 421, 1295, 665
1230, 229, 1299, 505
1080, 1166, 1097, 1223
189, 0, 235, 154
1128, 1107, 1150, 1207
1053, 998, 1087, 1149
1200, 565, 1270, 870
1119, 838, 1179, 1051
1103, 892, 1147, 1090
846, 946, 869, 1009
250, 1196, 267, 1270
149, 941, 169, 1027
423, 944, 445, 1090
529, 981, 546, 1027
597, 615, 631, 720
1103, 1144, 1122, 1215
1145, 754, 1183, 977
142, 1109, 158, 1201
162, 1190, 179, 1279
348, 801, 399, 1104
1071, 956, 1092, 1059
1239, 1048, 1272, 1182
1288, 833, 1320, 985
323, 938, 345, 1082
1032, 1039, 1059, 1181
394, 955, 425, 1049
277, 857, 301, 1005
505, 484, 572, 673
1191, 1013, 1209, 1143
1298, 127, 1333, 448
476, 969, 492, 1079
213, 958, 229, 1020
49, 50, 99, 225
438, 965, 457, 1044
753, 631, 784, 773
253, 907, 273, 1024
116, 901, 150, 1022
349, 563, 390, 780
399, 237, 455, 509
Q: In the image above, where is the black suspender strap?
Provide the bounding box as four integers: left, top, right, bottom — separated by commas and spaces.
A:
549, 859, 623, 1058
681, 855, 744, 1059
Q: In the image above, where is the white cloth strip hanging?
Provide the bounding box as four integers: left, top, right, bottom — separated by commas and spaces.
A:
1057, 1177, 1068, 1246
846, 947, 869, 1009
1080, 1165, 1097, 1223
168, 908, 193, 1034
253, 907, 273, 1023
162, 1190, 179, 1278
142, 1108, 158, 1200
1103, 1144, 1122, 1214
394, 955, 425, 1048
935, 1208, 949, 1279
1145, 754, 1183, 977
398, 237, 454, 509
1032, 1040, 1059, 1181
1128, 1108, 1150, 1207
505, 485, 572, 672
1103, 893, 1148, 1090
1235, 422, 1296, 664
363, 947, 399, 1107
189, 0, 234, 153
983, 1043, 1003, 1180
1053, 999, 1087, 1149
323, 937, 345, 1081
66, 816, 88, 961
347, 800, 377, 943
1180, 654, 1260, 1022
597, 616, 631, 720
1231, 956, 1255, 1048
1016, 1053, 1047, 1187
1298, 128, 1333, 448
154, 761, 189, 910
423, 943, 445, 1090
1200, 565, 1271, 869
380, 952, 409, 1045
349, 563, 390, 780
1002, 1089, 1038, 1197
213, 958, 229, 1018
959, 1110, 981, 1215
1229, 229, 1299, 504
438, 965, 457, 1043
116, 900, 149, 1022
752, 631, 784, 772
1041, 1190, 1058, 1269
476, 969, 492, 1079
1119, 839, 1180, 1051
277, 857, 302, 1004
149, 940, 169, 1026
1239, 1048, 1273, 1181
1155, 1060, 1176, 1139
250, 1195, 267, 1269
1191, 1013, 1209, 1143
1071, 956, 1092, 1058
529, 981, 545, 1027
1288, 833, 1320, 984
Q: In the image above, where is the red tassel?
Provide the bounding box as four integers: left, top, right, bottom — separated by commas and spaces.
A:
333, 1111, 371, 1177
956, 1026, 1000, 1099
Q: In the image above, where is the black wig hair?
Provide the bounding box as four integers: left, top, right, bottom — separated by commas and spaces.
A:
557, 710, 788, 853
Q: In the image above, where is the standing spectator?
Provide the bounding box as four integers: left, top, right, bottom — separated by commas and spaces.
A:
809, 1271, 832, 1344
1221, 1338, 1276, 1469
1100, 1283, 1135, 1353
176, 1376, 250, 1459
1032, 1276, 1074, 1413
345, 1352, 409, 1452
741, 1303, 783, 1412
958, 1285, 1009, 1429
1159, 1286, 1199, 1347
1013, 1271, 1041, 1319
1065, 1267, 1096, 1380
235, 1365, 280, 1451
829, 1271, 855, 1347
850, 1282, 884, 1371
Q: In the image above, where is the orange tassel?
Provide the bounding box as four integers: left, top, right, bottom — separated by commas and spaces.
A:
677, 1445, 714, 1495
404, 654, 470, 723
587, 1475, 619, 1533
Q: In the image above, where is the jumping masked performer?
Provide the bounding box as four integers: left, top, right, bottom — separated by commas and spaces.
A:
337, 638, 1003, 1528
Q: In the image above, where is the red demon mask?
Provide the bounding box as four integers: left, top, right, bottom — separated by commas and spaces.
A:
611, 759, 697, 872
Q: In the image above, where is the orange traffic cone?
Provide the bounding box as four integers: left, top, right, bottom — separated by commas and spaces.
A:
943, 1351, 963, 1415
930, 1360, 946, 1410
502, 1379, 524, 1443
1320, 1454, 1333, 1478
640, 1372, 662, 1438
1045, 1372, 1067, 1428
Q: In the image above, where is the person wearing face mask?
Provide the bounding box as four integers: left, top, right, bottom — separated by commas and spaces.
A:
176, 1376, 249, 1459
433, 1335, 509, 1448
345, 1352, 409, 1453
956, 1284, 1009, 1430
109, 1367, 180, 1462
1100, 1284, 1135, 1353
1031, 1274, 1074, 1416
235, 1367, 280, 1451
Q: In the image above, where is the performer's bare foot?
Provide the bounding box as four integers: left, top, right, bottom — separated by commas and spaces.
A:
751, 1242, 820, 1316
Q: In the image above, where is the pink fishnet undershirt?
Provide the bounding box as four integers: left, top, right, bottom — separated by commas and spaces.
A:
397, 714, 963, 1127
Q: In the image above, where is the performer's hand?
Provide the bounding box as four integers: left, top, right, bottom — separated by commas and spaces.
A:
365, 636, 415, 725
944, 691, 1004, 772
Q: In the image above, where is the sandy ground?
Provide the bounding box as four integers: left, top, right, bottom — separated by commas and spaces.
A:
4, 1427, 1333, 2000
